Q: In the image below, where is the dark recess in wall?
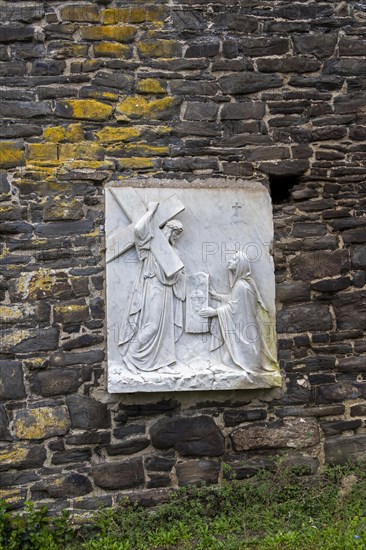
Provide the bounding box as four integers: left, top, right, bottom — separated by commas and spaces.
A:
269, 175, 300, 204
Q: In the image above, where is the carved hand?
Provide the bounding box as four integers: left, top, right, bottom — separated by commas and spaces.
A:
199, 307, 217, 318
209, 289, 221, 301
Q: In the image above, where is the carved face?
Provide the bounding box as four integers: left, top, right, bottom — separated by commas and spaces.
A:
169, 228, 183, 245
190, 291, 205, 313
228, 254, 239, 272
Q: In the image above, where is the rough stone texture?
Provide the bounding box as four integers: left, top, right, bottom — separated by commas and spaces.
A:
325, 435, 366, 465
92, 459, 145, 490
150, 416, 225, 457
0, 0, 365, 513
176, 460, 220, 486
231, 419, 320, 451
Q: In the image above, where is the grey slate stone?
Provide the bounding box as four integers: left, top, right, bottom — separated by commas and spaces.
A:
150, 416, 225, 457
66, 395, 110, 429
0, 361, 25, 400
92, 458, 144, 490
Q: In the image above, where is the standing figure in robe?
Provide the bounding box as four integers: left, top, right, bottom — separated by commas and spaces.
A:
118, 202, 186, 372
199, 251, 278, 377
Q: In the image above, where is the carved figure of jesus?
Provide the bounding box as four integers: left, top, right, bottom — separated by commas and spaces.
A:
118, 202, 186, 372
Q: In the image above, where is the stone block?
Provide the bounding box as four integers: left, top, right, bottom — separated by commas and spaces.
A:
0, 26, 35, 42
350, 404, 366, 417
184, 102, 219, 121
257, 56, 320, 73
0, 360, 25, 400
0, 141, 25, 168
172, 9, 205, 30
116, 96, 176, 121
0, 102, 51, 118
55, 99, 113, 120
324, 59, 366, 76
290, 249, 349, 280
66, 395, 110, 429
94, 41, 130, 58
31, 59, 65, 76
105, 438, 150, 456
0, 406, 12, 441
276, 282, 310, 303
60, 4, 100, 22
32, 473, 92, 498
325, 435, 366, 465
62, 333, 104, 351
311, 277, 351, 293
258, 160, 309, 176
138, 40, 181, 58
35, 220, 93, 237
293, 33, 337, 59
51, 350, 105, 367
176, 460, 220, 486
145, 454, 175, 472
292, 223, 327, 238
1, 327, 59, 354
276, 3, 334, 19
231, 418, 320, 451
223, 409, 267, 427
314, 383, 361, 404
240, 37, 289, 57
320, 419, 362, 436
339, 37, 366, 56
275, 405, 345, 418
333, 291, 366, 330
185, 41, 220, 58
277, 303, 332, 333
51, 449, 92, 465
221, 102, 265, 120
43, 198, 83, 221
29, 368, 82, 397
92, 458, 144, 490
220, 73, 283, 95
43, 123, 84, 143
14, 406, 70, 440
150, 416, 225, 457
0, 443, 46, 471
27, 143, 58, 163
80, 25, 136, 42
119, 400, 180, 418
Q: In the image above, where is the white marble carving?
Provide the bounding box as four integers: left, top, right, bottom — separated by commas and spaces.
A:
106, 181, 282, 393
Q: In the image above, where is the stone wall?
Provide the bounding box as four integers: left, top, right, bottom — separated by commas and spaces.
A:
1, 0, 365, 512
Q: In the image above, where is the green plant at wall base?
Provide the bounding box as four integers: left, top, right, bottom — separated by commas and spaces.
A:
1, 462, 366, 549
0, 500, 73, 550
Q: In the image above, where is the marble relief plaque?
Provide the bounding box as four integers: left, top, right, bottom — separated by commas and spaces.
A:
106, 180, 282, 393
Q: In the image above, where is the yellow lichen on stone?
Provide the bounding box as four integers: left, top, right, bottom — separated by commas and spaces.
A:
137, 78, 166, 94
80, 25, 136, 42
95, 126, 140, 142
44, 123, 84, 143
59, 142, 104, 161
102, 7, 145, 24
27, 143, 58, 162
137, 39, 179, 58
0, 305, 23, 322
117, 157, 155, 169
1, 329, 31, 350
0, 141, 25, 168
116, 96, 175, 120
61, 159, 115, 170
94, 41, 130, 58
0, 445, 28, 466
58, 99, 113, 121
17, 269, 56, 300
14, 407, 71, 440
43, 197, 83, 221
0, 489, 22, 504
102, 6, 167, 24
